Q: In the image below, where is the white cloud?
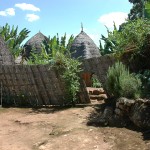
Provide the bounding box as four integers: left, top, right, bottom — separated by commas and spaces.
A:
15, 3, 40, 11
26, 14, 40, 22
0, 11, 7, 16
0, 8, 15, 16
6, 8, 15, 16
98, 12, 128, 29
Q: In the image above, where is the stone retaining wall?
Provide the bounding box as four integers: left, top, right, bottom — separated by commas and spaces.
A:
115, 97, 150, 129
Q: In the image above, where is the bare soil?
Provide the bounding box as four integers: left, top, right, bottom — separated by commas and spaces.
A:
0, 101, 150, 150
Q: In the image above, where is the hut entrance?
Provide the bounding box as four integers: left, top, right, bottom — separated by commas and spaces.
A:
81, 73, 102, 88
81, 73, 106, 102
81, 72, 92, 87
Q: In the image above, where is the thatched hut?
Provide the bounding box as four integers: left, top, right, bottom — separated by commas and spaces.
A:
70, 30, 101, 86
70, 30, 101, 60
0, 36, 14, 65
23, 31, 48, 58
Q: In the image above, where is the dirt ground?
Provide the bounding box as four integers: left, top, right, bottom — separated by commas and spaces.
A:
0, 102, 150, 150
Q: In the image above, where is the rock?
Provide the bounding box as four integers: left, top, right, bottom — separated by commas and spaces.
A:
118, 104, 125, 110
129, 102, 150, 129
115, 108, 124, 116
89, 90, 93, 95
97, 94, 107, 101
88, 106, 114, 127
117, 97, 135, 106
116, 97, 150, 129
99, 106, 114, 126
39, 145, 46, 150
92, 90, 100, 95
92, 88, 105, 95
98, 88, 105, 94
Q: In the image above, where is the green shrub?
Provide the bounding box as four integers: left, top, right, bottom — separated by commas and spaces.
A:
100, 19, 150, 58
91, 75, 102, 88
61, 56, 82, 106
53, 53, 82, 106
138, 70, 150, 98
105, 62, 141, 99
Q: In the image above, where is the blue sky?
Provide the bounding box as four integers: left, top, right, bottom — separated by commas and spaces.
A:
0, 0, 132, 46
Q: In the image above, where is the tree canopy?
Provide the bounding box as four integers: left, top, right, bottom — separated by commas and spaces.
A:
128, 0, 150, 20
0, 23, 30, 57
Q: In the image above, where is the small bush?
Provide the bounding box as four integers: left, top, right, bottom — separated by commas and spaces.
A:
53, 53, 82, 106
105, 62, 141, 99
61, 56, 82, 106
91, 75, 102, 88
138, 70, 150, 98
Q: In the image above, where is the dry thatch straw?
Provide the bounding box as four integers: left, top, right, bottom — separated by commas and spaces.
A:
0, 36, 14, 65
24, 31, 48, 58
70, 31, 101, 60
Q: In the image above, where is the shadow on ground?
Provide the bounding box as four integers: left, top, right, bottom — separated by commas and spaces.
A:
29, 103, 95, 114
86, 102, 150, 141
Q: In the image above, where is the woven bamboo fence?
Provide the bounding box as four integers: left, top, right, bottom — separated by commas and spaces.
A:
0, 36, 115, 107
0, 64, 90, 106
0, 64, 67, 106
0, 54, 115, 107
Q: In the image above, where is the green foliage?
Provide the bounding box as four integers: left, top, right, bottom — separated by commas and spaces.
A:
128, 0, 145, 20
128, 0, 150, 20
0, 23, 30, 57
27, 47, 50, 65
91, 75, 102, 88
28, 33, 74, 64
144, 0, 150, 18
138, 70, 150, 98
105, 62, 141, 99
42, 33, 74, 58
27, 33, 80, 106
100, 19, 150, 58
100, 23, 119, 55
60, 55, 82, 106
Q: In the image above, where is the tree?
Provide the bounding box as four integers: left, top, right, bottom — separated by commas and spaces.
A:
144, 0, 150, 18
128, 0, 150, 20
99, 23, 122, 55
128, 0, 144, 20
28, 33, 74, 64
100, 19, 150, 56
0, 23, 30, 57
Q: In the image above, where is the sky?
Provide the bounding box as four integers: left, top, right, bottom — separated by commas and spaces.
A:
0, 0, 132, 46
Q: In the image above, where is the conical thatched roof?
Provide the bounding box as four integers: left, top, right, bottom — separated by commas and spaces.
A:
70, 31, 101, 60
24, 31, 48, 58
0, 36, 14, 65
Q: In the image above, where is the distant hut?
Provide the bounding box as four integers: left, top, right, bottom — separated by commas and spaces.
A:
70, 30, 101, 60
0, 36, 14, 65
23, 31, 48, 58
70, 29, 101, 87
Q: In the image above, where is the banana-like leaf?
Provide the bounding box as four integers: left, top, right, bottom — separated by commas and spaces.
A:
144, 0, 150, 19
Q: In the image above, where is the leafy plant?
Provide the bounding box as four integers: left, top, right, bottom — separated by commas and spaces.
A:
105, 62, 141, 99
27, 46, 50, 65
27, 33, 74, 64
128, 0, 150, 20
49, 53, 82, 106
138, 70, 150, 98
99, 23, 119, 55
91, 75, 102, 88
0, 23, 30, 57
100, 19, 150, 59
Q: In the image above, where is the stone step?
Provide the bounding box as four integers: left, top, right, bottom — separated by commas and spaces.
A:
89, 94, 107, 101
87, 88, 105, 95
